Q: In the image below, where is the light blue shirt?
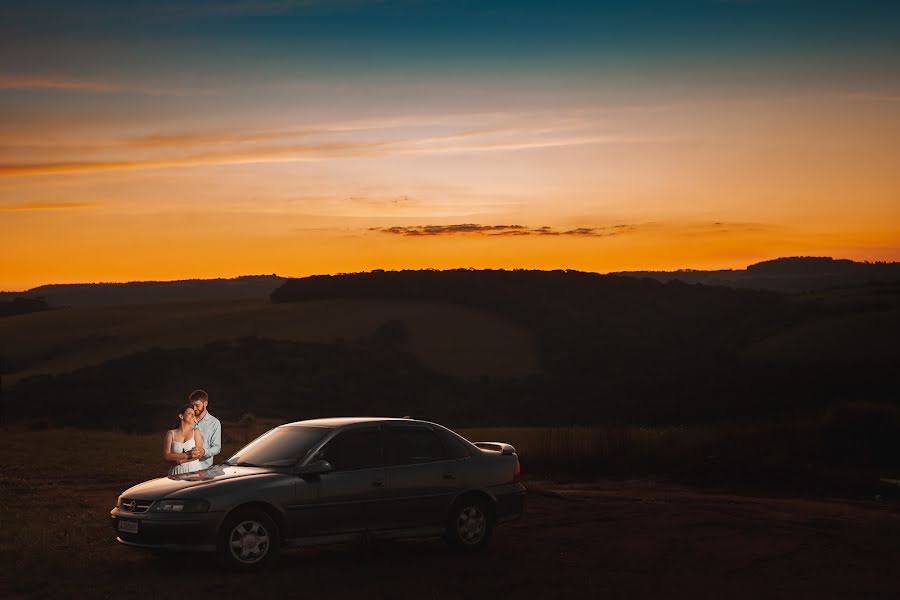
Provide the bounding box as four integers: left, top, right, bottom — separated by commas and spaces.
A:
193, 411, 222, 469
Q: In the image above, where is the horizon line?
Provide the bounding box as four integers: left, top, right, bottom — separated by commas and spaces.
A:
2, 255, 893, 293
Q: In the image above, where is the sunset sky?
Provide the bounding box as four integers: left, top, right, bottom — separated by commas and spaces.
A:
1, 0, 899, 290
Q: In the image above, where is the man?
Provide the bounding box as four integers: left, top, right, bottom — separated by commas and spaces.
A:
189, 389, 222, 469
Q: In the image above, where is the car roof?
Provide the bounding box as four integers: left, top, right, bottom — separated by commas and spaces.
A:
282, 416, 423, 429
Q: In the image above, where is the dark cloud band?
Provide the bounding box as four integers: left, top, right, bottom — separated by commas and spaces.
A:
370, 224, 636, 237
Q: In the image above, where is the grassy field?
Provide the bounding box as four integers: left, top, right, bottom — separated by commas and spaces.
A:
2, 424, 899, 598
4, 429, 900, 598
0, 430, 242, 597
0, 424, 808, 570
0, 298, 541, 387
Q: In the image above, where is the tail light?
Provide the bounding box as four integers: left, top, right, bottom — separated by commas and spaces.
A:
513, 457, 521, 482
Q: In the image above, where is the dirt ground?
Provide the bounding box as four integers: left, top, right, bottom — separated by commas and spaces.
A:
4, 479, 899, 599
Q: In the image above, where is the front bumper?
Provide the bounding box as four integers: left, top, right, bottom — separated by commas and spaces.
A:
491, 482, 526, 523
110, 507, 221, 552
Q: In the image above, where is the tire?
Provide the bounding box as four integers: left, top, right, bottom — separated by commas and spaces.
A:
217, 508, 280, 570
445, 497, 493, 552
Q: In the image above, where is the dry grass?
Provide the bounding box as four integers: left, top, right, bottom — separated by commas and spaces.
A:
0, 429, 244, 593
459, 425, 728, 475
458, 405, 900, 492
0, 422, 900, 597
4, 427, 900, 599
2, 414, 896, 595
0, 424, 672, 570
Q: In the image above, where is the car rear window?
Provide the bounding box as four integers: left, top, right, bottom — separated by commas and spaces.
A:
432, 426, 472, 460
383, 427, 446, 466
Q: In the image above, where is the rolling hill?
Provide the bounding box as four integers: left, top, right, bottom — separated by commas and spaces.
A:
741, 307, 900, 364
2, 267, 897, 430
0, 298, 540, 389
0, 275, 285, 307
613, 257, 900, 292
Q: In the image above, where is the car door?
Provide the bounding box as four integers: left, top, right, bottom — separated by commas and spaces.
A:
288, 427, 388, 538
370, 425, 462, 532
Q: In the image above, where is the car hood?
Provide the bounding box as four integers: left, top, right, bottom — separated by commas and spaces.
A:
119, 465, 276, 500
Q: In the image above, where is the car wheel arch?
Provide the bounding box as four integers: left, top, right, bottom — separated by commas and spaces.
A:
222, 501, 286, 539
448, 490, 497, 523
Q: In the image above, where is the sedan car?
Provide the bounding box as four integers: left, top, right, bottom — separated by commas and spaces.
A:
111, 417, 525, 569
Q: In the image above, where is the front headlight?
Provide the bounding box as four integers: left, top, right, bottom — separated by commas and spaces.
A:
151, 499, 210, 513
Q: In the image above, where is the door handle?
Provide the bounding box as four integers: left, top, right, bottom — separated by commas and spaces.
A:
442, 473, 456, 480
371, 479, 384, 487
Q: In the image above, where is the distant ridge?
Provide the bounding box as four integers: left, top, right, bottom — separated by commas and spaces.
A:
0, 275, 285, 307
613, 257, 900, 292
3, 257, 898, 307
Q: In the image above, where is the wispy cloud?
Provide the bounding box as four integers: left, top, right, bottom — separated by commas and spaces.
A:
846, 92, 900, 103
0, 120, 665, 177
123, 129, 305, 147
374, 224, 527, 236
16, 116, 594, 151
150, 0, 378, 17
115, 117, 482, 148
0, 201, 99, 212
366, 221, 777, 243
370, 224, 639, 237
680, 221, 772, 237
0, 75, 212, 97
394, 136, 656, 156
0, 0, 374, 28
0, 140, 392, 176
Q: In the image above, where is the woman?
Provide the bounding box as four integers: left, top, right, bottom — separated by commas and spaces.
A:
163, 405, 205, 475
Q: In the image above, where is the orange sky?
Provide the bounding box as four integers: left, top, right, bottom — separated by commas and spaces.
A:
2, 2, 899, 290
2, 93, 899, 290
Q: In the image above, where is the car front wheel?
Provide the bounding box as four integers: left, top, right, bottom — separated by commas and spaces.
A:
217, 509, 279, 570
445, 498, 493, 552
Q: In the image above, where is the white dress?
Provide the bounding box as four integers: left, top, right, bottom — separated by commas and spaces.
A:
168, 430, 201, 475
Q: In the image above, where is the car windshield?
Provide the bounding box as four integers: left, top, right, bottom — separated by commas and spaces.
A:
225, 426, 329, 467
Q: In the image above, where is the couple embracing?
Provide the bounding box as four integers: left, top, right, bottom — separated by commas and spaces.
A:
163, 389, 222, 476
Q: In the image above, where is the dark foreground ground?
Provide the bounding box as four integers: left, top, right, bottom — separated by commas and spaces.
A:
4, 477, 900, 599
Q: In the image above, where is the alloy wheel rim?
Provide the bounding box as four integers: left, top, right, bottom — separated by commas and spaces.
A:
456, 505, 486, 545
229, 520, 270, 564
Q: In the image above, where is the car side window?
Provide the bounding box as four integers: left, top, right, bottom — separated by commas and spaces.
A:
383, 427, 446, 466
321, 428, 382, 471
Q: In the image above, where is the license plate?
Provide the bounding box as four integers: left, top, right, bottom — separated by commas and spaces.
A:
118, 519, 139, 534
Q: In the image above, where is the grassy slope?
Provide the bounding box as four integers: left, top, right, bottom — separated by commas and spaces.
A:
0, 299, 541, 388
742, 307, 900, 364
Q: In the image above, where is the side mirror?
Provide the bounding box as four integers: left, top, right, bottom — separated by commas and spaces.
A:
296, 459, 332, 477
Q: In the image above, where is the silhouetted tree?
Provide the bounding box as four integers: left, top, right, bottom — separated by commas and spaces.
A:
0, 296, 51, 318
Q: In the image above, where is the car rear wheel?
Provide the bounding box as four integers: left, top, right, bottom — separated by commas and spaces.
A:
217, 509, 279, 570
445, 498, 493, 552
